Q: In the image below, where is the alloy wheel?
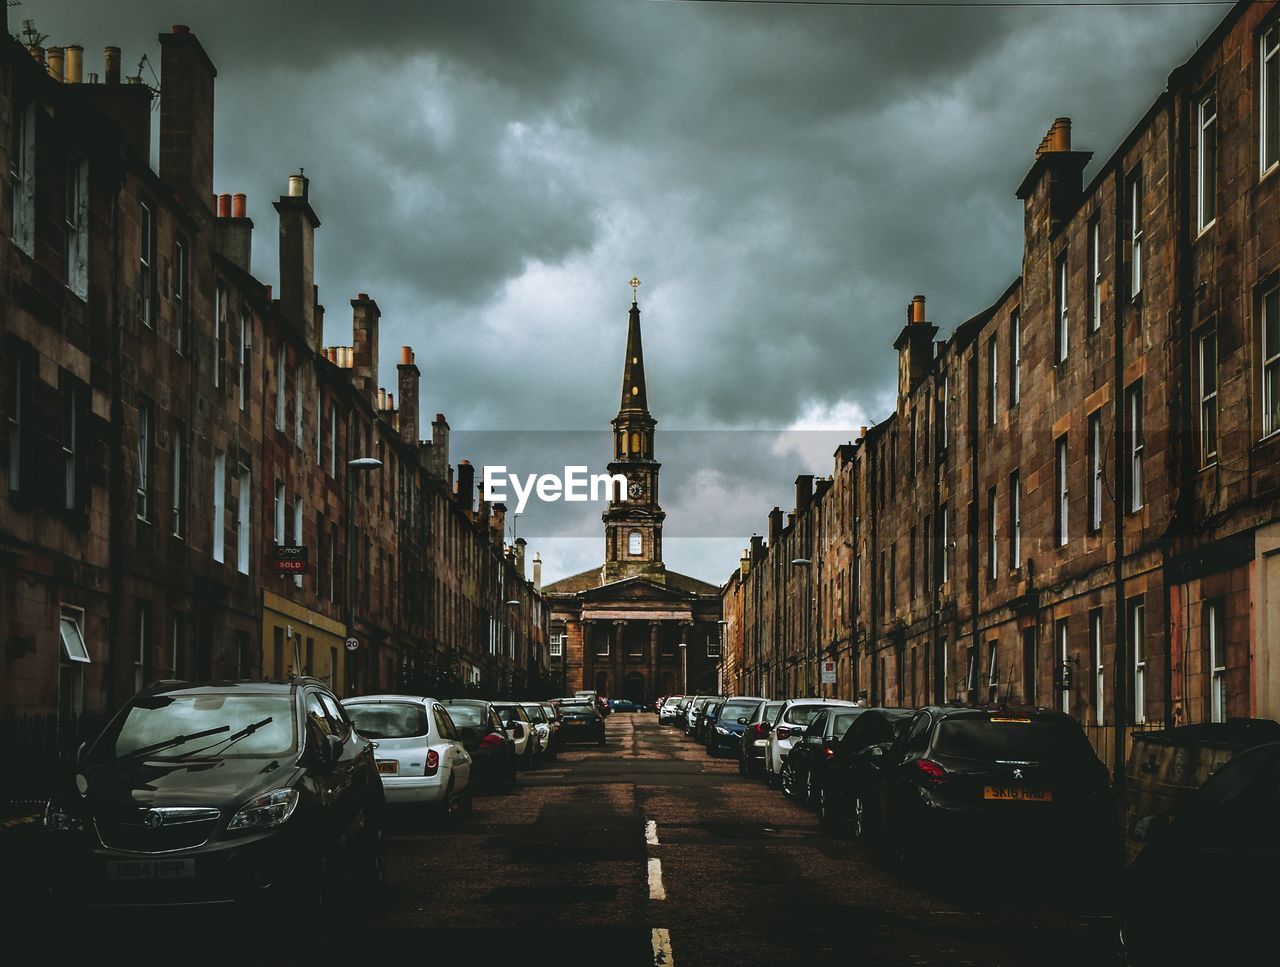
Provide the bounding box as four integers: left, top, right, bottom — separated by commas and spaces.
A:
852, 795, 866, 840
780, 762, 796, 798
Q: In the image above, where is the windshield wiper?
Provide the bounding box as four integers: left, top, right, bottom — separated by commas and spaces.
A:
171, 717, 274, 760
118, 725, 231, 761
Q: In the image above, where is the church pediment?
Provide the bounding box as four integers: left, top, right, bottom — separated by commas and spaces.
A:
578, 574, 693, 604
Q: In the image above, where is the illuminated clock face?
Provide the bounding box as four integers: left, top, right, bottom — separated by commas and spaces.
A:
628, 480, 644, 500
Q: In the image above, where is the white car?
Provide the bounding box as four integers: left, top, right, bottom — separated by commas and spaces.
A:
492, 701, 540, 768
764, 699, 856, 789
342, 694, 472, 815
521, 701, 557, 762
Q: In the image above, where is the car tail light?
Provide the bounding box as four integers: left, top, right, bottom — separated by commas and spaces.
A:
479, 732, 505, 752
425, 749, 440, 776
776, 726, 792, 741
913, 759, 947, 784
823, 741, 836, 758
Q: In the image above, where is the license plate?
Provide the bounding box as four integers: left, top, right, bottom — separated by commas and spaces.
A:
984, 785, 1052, 802
107, 859, 195, 881
377, 759, 399, 775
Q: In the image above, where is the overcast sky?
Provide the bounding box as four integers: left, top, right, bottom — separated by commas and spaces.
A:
32, 0, 1226, 584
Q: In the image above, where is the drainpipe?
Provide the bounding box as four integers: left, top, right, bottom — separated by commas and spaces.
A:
1112, 150, 1130, 790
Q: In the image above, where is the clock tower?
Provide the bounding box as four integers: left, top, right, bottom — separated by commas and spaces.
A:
603, 284, 665, 581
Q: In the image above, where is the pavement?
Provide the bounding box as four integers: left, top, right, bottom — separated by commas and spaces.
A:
5, 713, 1122, 965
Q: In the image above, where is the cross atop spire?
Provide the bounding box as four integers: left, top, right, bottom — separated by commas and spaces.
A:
629, 276, 641, 304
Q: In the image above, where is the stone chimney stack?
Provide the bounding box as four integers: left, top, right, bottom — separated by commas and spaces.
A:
456, 460, 475, 512
397, 346, 420, 446
795, 475, 814, 516
750, 534, 765, 563
350, 293, 380, 406
214, 191, 253, 273
158, 25, 216, 212
275, 172, 321, 348
768, 507, 784, 545
104, 46, 121, 84
515, 538, 527, 578
1018, 116, 1092, 246
894, 293, 939, 400
533, 552, 542, 591
429, 413, 450, 479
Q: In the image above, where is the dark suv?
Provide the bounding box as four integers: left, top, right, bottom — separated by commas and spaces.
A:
42, 678, 385, 911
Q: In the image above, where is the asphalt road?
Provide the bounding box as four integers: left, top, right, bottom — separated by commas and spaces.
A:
6, 713, 1121, 964
365, 713, 1121, 965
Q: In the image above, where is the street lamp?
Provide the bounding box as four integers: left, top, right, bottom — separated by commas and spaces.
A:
345, 456, 383, 696
678, 641, 687, 694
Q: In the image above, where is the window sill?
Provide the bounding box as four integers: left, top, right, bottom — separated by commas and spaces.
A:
1195, 220, 1216, 241
1260, 162, 1279, 187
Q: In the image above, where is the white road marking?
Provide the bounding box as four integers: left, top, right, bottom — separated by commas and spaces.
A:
645, 820, 660, 846
647, 857, 666, 900
651, 927, 674, 965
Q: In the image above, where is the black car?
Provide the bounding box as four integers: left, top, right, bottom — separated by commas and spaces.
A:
738, 700, 785, 776
874, 705, 1116, 870
557, 698, 606, 745
41, 678, 385, 912
819, 707, 915, 835
440, 699, 517, 792
694, 698, 724, 744
781, 706, 865, 806
1120, 740, 1280, 965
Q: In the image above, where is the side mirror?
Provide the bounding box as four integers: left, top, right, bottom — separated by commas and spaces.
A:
869, 745, 886, 757
737, 717, 748, 725
1130, 814, 1170, 844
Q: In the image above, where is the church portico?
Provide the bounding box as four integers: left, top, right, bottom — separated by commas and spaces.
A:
544, 286, 723, 702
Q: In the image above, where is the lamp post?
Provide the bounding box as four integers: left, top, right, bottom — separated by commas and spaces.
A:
678, 641, 687, 694
345, 456, 382, 696
504, 599, 520, 699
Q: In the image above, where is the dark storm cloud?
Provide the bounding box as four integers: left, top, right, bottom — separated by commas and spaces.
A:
30, 0, 1226, 581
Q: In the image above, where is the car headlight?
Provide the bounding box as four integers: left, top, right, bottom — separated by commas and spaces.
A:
227, 788, 299, 831
715, 726, 730, 735
44, 801, 84, 832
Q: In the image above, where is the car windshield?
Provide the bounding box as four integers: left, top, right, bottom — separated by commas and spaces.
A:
90, 692, 296, 762
934, 716, 1096, 763
721, 701, 759, 721
784, 704, 830, 726
344, 702, 429, 739
443, 704, 486, 727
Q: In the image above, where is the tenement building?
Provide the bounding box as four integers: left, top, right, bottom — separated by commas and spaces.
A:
721, 0, 1280, 772
544, 295, 722, 704
0, 15, 547, 741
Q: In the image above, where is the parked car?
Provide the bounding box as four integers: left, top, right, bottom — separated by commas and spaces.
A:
440, 699, 517, 793
659, 696, 686, 725
1119, 740, 1280, 965
706, 697, 764, 758
557, 698, 606, 746
491, 702, 540, 769
341, 694, 472, 818
520, 702, 557, 762
609, 698, 639, 713
738, 700, 785, 776
685, 696, 714, 735
781, 706, 865, 805
764, 699, 856, 788
874, 705, 1116, 870
819, 707, 915, 833
42, 678, 385, 912
694, 698, 724, 743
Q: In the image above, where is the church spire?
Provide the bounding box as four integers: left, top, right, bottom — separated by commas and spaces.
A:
620, 277, 649, 415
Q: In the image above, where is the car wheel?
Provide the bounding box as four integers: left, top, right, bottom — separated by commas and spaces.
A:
738, 754, 747, 776
806, 772, 817, 807
818, 785, 832, 828
780, 761, 797, 798
852, 793, 867, 841
357, 819, 387, 901
597, 732, 606, 747
524, 744, 535, 770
